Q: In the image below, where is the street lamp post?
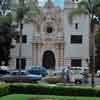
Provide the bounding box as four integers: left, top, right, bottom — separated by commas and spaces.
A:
18, 21, 23, 78
17, 0, 24, 79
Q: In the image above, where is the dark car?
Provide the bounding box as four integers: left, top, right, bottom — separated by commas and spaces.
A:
27, 66, 48, 77
0, 70, 42, 83
0, 69, 10, 76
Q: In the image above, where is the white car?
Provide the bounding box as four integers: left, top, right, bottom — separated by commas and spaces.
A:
70, 67, 83, 84
96, 70, 100, 77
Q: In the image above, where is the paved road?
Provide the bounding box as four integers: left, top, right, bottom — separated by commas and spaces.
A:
88, 77, 100, 85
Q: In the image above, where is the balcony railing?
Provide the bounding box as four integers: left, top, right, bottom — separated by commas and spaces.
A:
32, 32, 64, 43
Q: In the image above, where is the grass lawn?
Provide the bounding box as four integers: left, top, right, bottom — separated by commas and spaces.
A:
0, 94, 99, 100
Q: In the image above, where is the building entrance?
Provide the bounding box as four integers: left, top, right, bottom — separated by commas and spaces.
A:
42, 50, 55, 69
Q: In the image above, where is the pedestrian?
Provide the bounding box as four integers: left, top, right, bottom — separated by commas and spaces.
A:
83, 69, 89, 84
66, 66, 70, 83
70, 70, 75, 83
62, 67, 67, 84
62, 66, 71, 85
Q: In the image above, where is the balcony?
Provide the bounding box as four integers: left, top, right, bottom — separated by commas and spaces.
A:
32, 32, 64, 44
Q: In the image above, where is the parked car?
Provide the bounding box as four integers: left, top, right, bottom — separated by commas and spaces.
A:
42, 75, 63, 84
0, 69, 10, 76
42, 70, 64, 84
27, 66, 48, 77
96, 70, 100, 77
70, 67, 83, 84
0, 70, 42, 83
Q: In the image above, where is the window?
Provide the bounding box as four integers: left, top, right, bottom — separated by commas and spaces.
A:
75, 23, 78, 29
16, 35, 19, 43
47, 27, 53, 33
71, 59, 82, 67
22, 35, 27, 43
16, 35, 27, 43
71, 35, 82, 44
16, 58, 26, 69
72, 0, 79, 3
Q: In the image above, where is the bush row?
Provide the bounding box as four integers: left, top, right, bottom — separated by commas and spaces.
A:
0, 83, 100, 97
0, 84, 10, 96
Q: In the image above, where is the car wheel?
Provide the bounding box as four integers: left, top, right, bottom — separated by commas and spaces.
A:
75, 80, 82, 84
75, 80, 78, 84
79, 80, 82, 84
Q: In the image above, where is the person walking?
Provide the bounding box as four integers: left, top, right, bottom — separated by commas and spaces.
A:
83, 69, 89, 84
62, 66, 71, 85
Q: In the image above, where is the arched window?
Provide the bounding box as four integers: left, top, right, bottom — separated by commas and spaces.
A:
46, 26, 53, 33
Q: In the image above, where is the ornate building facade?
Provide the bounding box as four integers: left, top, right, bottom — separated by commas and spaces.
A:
32, 0, 64, 70
10, 0, 89, 71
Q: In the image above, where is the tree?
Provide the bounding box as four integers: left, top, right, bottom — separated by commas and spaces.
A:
95, 29, 100, 71
68, 0, 100, 87
0, 0, 16, 66
9, 0, 40, 75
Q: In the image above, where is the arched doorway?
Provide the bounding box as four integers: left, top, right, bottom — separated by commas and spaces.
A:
42, 50, 55, 69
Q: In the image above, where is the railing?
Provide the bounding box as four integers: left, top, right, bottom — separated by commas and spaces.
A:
32, 32, 64, 43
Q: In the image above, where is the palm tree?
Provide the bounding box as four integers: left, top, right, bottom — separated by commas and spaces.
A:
0, 0, 15, 66
10, 0, 40, 76
68, 0, 100, 87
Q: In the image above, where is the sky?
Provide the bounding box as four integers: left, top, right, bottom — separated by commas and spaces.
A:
38, 0, 64, 8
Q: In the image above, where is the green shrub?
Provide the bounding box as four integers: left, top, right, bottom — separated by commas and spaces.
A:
0, 84, 10, 96
10, 83, 51, 94
9, 83, 97, 96
96, 88, 100, 97
0, 83, 99, 97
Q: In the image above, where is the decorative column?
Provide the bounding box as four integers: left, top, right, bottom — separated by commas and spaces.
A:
55, 43, 59, 68
61, 43, 64, 66
36, 43, 38, 65
58, 43, 61, 67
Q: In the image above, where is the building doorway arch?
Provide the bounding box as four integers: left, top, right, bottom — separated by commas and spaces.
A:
42, 50, 55, 69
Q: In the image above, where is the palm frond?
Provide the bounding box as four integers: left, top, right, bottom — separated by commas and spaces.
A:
92, 0, 100, 14
95, 7, 100, 17
78, 0, 90, 12
68, 0, 90, 24
95, 32, 100, 47
68, 7, 88, 24
10, 0, 41, 24
68, 0, 100, 24
0, 16, 12, 24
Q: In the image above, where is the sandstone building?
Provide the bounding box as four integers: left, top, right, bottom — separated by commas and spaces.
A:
10, 0, 89, 71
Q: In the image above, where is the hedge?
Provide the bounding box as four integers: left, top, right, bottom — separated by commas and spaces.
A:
9, 83, 97, 96
0, 84, 10, 96
0, 83, 100, 97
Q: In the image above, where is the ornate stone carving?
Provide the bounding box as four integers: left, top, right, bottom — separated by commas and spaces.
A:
32, 0, 64, 69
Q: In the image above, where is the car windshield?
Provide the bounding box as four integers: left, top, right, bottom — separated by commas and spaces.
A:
11, 71, 27, 75
70, 67, 82, 74
27, 66, 48, 76
0, 70, 9, 74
